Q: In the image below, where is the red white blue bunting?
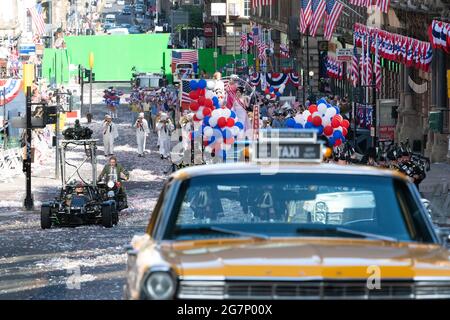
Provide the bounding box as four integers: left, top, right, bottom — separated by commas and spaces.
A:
266, 72, 288, 88
288, 72, 300, 87
250, 72, 261, 87
429, 20, 450, 53
0, 79, 22, 105
354, 23, 432, 72
326, 56, 343, 80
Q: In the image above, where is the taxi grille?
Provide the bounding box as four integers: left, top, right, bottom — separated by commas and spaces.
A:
177, 280, 450, 300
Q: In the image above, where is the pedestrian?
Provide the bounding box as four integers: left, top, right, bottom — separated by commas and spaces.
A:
156, 113, 174, 159
150, 96, 158, 132
135, 112, 150, 157
102, 114, 119, 156
260, 117, 272, 129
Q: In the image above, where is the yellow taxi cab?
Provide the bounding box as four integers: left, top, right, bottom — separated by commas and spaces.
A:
124, 130, 450, 300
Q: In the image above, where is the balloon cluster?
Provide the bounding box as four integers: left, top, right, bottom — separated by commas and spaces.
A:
187, 79, 244, 159
103, 88, 123, 107
285, 98, 349, 147
263, 84, 285, 99
188, 79, 220, 122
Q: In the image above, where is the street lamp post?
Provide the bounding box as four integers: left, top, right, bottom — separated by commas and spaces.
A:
308, 70, 314, 98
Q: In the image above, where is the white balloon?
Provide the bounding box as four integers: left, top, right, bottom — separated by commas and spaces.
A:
222, 108, 231, 118
230, 126, 239, 136
303, 110, 311, 118
318, 103, 328, 114
223, 143, 232, 151
298, 115, 307, 125
204, 126, 213, 138
205, 90, 214, 99
211, 109, 221, 117
322, 117, 331, 126
207, 80, 215, 90
209, 115, 218, 127
266, 94, 271, 99
196, 109, 204, 120
325, 107, 337, 118
278, 88, 284, 94
312, 111, 320, 118
294, 115, 302, 123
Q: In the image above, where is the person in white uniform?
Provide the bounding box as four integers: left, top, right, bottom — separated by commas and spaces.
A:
134, 112, 150, 157
102, 114, 119, 156
156, 113, 174, 159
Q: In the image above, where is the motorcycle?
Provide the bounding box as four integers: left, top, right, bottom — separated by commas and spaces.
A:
98, 173, 128, 211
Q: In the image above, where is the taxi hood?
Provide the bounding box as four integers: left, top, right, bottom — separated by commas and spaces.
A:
162, 238, 450, 279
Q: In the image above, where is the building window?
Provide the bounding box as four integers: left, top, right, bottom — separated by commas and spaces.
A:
244, 0, 250, 17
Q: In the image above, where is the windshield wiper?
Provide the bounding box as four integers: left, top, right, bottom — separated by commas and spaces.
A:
296, 226, 398, 242
175, 226, 270, 240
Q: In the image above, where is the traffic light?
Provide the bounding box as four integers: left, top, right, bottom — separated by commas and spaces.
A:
84, 69, 91, 79
91, 72, 95, 81
429, 111, 443, 133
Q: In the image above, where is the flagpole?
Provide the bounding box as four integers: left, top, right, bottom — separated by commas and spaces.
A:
337, 0, 364, 19
372, 35, 378, 148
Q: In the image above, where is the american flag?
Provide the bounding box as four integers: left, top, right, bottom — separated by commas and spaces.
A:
375, 0, 390, 13
181, 79, 230, 109
252, 0, 273, 6
253, 25, 261, 47
366, 37, 373, 86
248, 32, 254, 47
300, 0, 313, 34
280, 42, 290, 58
172, 50, 198, 65
310, 0, 326, 37
360, 36, 366, 86
240, 33, 249, 53
324, 0, 344, 41
375, 36, 382, 92
28, 3, 45, 36
351, 46, 359, 87
258, 41, 267, 61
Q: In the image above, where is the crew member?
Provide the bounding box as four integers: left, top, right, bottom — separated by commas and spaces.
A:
102, 114, 119, 156
156, 113, 174, 159
135, 112, 150, 157
98, 156, 130, 208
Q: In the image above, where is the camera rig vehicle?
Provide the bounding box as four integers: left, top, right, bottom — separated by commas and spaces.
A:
40, 139, 122, 229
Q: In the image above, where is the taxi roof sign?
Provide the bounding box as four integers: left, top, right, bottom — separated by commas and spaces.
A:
253, 129, 323, 163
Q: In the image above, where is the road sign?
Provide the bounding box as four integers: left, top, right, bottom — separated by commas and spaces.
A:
336, 48, 353, 61
19, 44, 36, 56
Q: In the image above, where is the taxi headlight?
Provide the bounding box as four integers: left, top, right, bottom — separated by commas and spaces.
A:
144, 272, 176, 300
107, 181, 115, 189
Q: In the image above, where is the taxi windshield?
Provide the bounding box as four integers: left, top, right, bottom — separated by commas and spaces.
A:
166, 174, 430, 243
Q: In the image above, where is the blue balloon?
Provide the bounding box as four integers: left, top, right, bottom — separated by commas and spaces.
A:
204, 116, 211, 126
269, 87, 275, 92
222, 150, 227, 161
230, 110, 236, 118
316, 125, 324, 135
333, 130, 343, 140
198, 79, 207, 89
276, 91, 281, 97
208, 136, 216, 145
317, 98, 327, 105
305, 122, 313, 129
328, 137, 335, 145
235, 122, 244, 130
212, 96, 219, 104
285, 118, 296, 128
294, 123, 303, 129
189, 80, 198, 90
341, 136, 346, 143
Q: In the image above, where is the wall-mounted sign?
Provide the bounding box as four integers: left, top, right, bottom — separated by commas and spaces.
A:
211, 3, 226, 16
336, 48, 353, 61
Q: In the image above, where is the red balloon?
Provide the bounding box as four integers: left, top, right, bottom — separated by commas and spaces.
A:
323, 125, 333, 136
342, 127, 348, 137
307, 115, 313, 122
334, 139, 342, 147
312, 116, 322, 127
265, 88, 270, 94
204, 99, 213, 108
335, 114, 343, 122
331, 117, 341, 128
203, 140, 210, 147
202, 107, 211, 117
189, 101, 199, 112
189, 91, 199, 100
217, 117, 227, 128
198, 89, 206, 97
309, 104, 318, 113
198, 96, 206, 106
193, 114, 199, 122
342, 119, 350, 129
226, 117, 235, 127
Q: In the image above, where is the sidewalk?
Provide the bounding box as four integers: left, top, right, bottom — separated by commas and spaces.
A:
419, 163, 450, 225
